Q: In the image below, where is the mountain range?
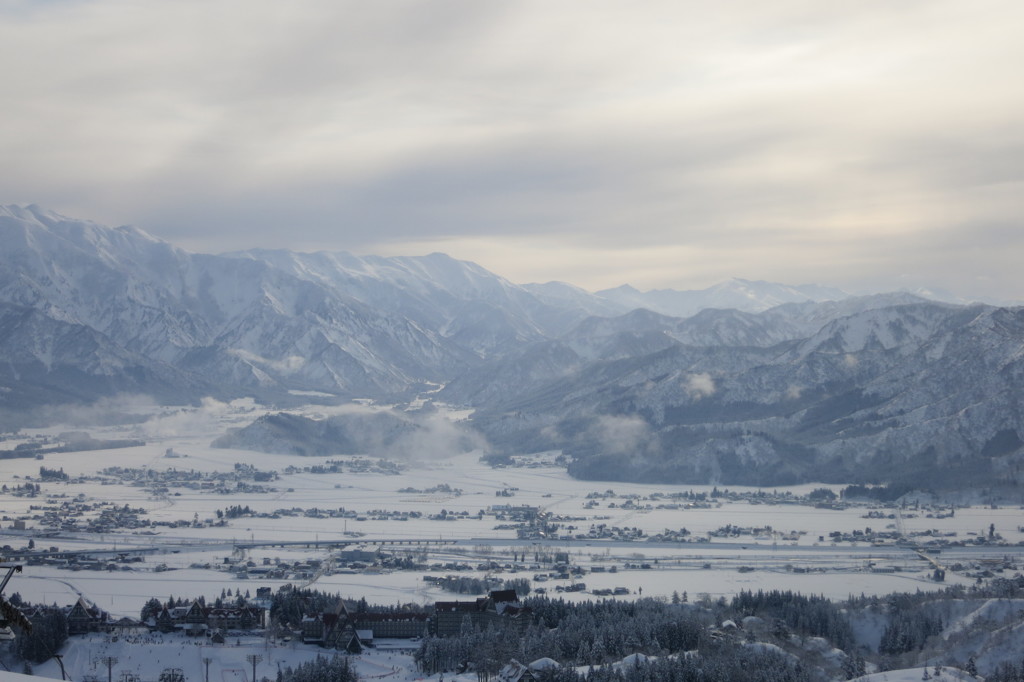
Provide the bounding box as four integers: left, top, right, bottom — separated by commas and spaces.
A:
2, 204, 1022, 491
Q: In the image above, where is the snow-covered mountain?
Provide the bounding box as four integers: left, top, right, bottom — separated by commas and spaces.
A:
594, 279, 850, 318
455, 301, 1024, 490
224, 249, 596, 352
0, 205, 478, 403
0, 206, 609, 411
3, 204, 1023, 491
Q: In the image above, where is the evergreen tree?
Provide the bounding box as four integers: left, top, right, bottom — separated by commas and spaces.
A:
141, 597, 163, 622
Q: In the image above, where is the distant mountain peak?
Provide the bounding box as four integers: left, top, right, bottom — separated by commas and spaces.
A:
593, 278, 848, 318
598, 283, 643, 295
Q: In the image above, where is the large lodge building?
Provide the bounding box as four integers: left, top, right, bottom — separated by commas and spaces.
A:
301, 590, 531, 649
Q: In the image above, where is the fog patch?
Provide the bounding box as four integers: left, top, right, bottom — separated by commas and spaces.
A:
557, 414, 661, 474
392, 409, 489, 462
593, 415, 656, 457
228, 348, 306, 374
137, 396, 259, 439
24, 393, 159, 429
685, 372, 716, 399
212, 402, 487, 461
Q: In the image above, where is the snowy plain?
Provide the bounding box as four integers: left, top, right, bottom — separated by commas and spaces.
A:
1, 398, 1019, 680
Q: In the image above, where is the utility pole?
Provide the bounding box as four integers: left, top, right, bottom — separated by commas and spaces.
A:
203, 657, 213, 682
0, 564, 29, 641
52, 654, 68, 681
100, 656, 118, 682
247, 653, 263, 682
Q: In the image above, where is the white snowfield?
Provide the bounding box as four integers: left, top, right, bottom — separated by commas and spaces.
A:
18, 632, 471, 682
851, 668, 980, 682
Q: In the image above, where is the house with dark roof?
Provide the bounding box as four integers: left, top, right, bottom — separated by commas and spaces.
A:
156, 606, 175, 633
327, 623, 363, 654
150, 601, 266, 635
495, 659, 538, 682
182, 601, 207, 636
65, 598, 104, 635
206, 606, 263, 631
301, 613, 326, 644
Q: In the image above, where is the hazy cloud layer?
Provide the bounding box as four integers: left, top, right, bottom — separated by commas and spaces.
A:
2, 1, 1023, 299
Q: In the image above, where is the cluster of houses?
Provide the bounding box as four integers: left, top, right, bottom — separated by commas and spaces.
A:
152, 601, 267, 637
282, 457, 404, 477
100, 462, 278, 497
54, 597, 267, 641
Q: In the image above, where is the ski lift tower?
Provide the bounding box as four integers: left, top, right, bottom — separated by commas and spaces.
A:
0, 563, 30, 640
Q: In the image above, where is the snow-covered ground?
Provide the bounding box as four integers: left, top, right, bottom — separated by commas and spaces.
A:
852, 668, 979, 682
1, 399, 1022, 679
26, 632, 450, 682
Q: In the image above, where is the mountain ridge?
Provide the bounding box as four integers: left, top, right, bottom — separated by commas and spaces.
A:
3, 205, 1023, 492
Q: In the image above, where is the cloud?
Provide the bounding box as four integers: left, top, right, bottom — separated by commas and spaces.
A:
593, 415, 656, 457
2, 1, 1024, 298
291, 401, 488, 461
393, 409, 489, 461
26, 393, 159, 428
135, 396, 258, 439
228, 349, 305, 374
685, 373, 716, 399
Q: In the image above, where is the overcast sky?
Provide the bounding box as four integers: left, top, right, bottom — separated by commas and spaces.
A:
2, 1, 1023, 299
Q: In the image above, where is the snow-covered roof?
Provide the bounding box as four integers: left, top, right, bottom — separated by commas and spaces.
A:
528, 657, 560, 671
495, 659, 531, 682
620, 653, 649, 666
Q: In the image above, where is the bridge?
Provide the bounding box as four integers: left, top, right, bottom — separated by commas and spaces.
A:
0, 547, 161, 562
231, 537, 458, 551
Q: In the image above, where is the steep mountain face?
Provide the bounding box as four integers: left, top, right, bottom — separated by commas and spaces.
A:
0, 206, 611, 410
225, 250, 606, 353
0, 302, 210, 410
457, 302, 1024, 489
0, 206, 475, 402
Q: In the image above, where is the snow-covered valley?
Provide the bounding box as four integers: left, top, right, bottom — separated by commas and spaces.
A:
1, 400, 1023, 680
5, 400, 1022, 615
